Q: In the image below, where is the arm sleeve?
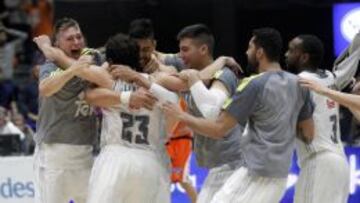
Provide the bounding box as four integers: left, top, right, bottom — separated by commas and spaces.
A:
149, 83, 179, 103
39, 62, 58, 81
164, 54, 186, 71
190, 81, 228, 120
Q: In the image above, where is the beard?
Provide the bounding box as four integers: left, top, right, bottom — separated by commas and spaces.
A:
285, 59, 300, 74
246, 56, 259, 75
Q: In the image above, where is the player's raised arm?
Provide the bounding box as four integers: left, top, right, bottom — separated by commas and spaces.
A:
198, 56, 243, 80
39, 56, 90, 97
84, 87, 157, 110
300, 78, 360, 111
34, 35, 113, 89
112, 66, 180, 104
155, 56, 242, 92
34, 35, 74, 69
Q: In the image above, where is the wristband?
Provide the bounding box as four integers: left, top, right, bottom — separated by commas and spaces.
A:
120, 91, 132, 106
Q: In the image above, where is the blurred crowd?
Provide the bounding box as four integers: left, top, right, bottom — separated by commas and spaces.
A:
0, 0, 52, 155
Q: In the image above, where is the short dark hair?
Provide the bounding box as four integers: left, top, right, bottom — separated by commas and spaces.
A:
52, 17, 80, 43
105, 33, 141, 71
177, 24, 215, 55
297, 35, 324, 68
129, 18, 154, 39
252, 28, 283, 62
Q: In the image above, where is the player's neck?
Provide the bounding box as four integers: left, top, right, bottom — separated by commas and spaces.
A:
301, 66, 318, 73
259, 61, 282, 73
198, 56, 213, 70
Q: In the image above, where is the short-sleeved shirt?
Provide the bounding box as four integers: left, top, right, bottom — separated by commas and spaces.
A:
35, 61, 97, 145
224, 70, 314, 178
296, 70, 345, 167
101, 77, 175, 171
184, 67, 244, 168
163, 54, 186, 71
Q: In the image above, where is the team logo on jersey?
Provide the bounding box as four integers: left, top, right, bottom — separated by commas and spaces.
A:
74, 93, 94, 117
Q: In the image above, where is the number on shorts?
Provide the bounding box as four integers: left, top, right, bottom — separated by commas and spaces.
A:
120, 112, 150, 145
330, 114, 338, 144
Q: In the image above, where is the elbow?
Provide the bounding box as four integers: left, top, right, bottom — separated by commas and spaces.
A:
297, 118, 315, 144
211, 128, 227, 139
303, 133, 314, 144
208, 123, 228, 139
39, 85, 53, 97
83, 91, 98, 106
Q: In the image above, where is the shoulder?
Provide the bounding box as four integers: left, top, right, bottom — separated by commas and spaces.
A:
235, 73, 266, 93
40, 61, 57, 69
214, 66, 237, 79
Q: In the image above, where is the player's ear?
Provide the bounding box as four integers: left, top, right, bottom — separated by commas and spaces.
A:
199, 44, 208, 56
300, 53, 309, 66
256, 47, 264, 59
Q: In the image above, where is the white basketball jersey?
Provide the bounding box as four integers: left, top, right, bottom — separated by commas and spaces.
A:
296, 70, 346, 166
100, 78, 169, 155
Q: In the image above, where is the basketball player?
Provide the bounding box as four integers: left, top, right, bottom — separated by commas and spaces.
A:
129, 18, 177, 74
84, 33, 178, 203
129, 18, 198, 202
286, 34, 360, 203
162, 27, 315, 203
34, 18, 99, 203
33, 18, 156, 203
300, 34, 360, 119
165, 98, 197, 203
165, 24, 244, 203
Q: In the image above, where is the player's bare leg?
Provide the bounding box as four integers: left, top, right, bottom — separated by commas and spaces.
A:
180, 181, 197, 203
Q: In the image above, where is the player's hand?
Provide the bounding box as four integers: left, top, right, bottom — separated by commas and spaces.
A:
110, 65, 139, 83
221, 56, 243, 78
351, 81, 360, 95
299, 78, 329, 95
100, 62, 110, 71
33, 35, 51, 48
179, 69, 201, 86
144, 54, 160, 74
78, 54, 93, 64
129, 87, 158, 110
69, 55, 91, 75
161, 101, 184, 120
33, 35, 54, 60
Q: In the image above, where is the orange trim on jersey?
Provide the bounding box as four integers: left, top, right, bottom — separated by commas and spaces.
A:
171, 97, 193, 138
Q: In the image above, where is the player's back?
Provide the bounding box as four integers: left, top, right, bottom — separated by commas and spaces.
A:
297, 70, 345, 165
224, 70, 313, 178
100, 80, 167, 154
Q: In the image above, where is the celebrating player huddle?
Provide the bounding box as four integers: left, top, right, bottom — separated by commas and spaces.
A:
32, 16, 360, 203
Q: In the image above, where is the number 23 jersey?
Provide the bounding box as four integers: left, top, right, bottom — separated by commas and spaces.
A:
296, 70, 345, 166
100, 79, 168, 154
